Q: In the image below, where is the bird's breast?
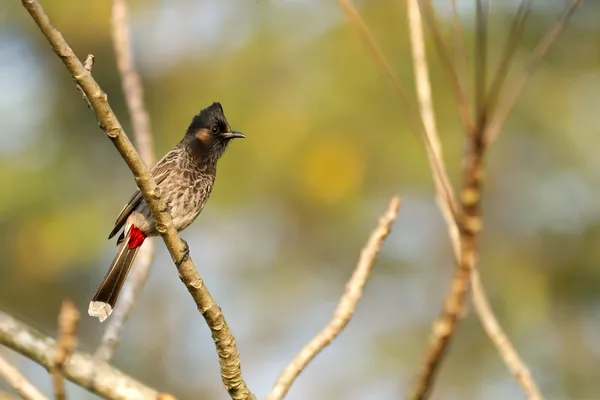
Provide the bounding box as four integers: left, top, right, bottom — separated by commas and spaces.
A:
166, 172, 214, 232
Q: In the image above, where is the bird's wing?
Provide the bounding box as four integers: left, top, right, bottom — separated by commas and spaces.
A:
107, 150, 179, 240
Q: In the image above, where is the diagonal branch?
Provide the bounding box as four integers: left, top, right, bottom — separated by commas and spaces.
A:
408, 0, 580, 400
484, 0, 533, 126
337, 0, 458, 223
20, 1, 254, 399
406, 1, 472, 397
266, 196, 401, 400
418, 0, 473, 133
474, 0, 489, 129
471, 269, 543, 400
110, 0, 154, 166
0, 353, 49, 400
0, 310, 158, 400
486, 0, 583, 145
407, 0, 459, 253
449, 0, 469, 117
94, 0, 157, 363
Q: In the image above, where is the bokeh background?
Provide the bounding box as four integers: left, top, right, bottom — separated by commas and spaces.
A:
1, 1, 600, 399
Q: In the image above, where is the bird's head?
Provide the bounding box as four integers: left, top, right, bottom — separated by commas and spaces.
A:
185, 102, 245, 162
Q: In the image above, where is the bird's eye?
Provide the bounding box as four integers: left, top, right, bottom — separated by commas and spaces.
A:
211, 126, 219, 134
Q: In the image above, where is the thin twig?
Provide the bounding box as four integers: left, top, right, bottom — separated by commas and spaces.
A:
21, 1, 254, 398
449, 0, 469, 111
406, 1, 472, 396
474, 0, 489, 129
408, 0, 489, 395
110, 0, 154, 165
486, 0, 583, 145
405, 2, 549, 399
266, 197, 401, 400
49, 301, 79, 400
94, 0, 157, 363
337, 0, 458, 223
407, 0, 459, 254
76, 54, 95, 112
484, 0, 533, 124
0, 353, 49, 400
471, 270, 543, 400
0, 310, 158, 399
418, 0, 473, 133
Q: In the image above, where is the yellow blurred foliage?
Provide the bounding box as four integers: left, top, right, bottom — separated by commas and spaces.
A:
299, 136, 365, 205
13, 206, 103, 278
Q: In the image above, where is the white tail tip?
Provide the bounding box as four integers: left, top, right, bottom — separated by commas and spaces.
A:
88, 301, 112, 322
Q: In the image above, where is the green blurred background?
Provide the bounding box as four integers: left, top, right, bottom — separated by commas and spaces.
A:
1, 0, 599, 399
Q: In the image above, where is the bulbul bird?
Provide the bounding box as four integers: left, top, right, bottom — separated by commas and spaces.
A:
89, 102, 245, 322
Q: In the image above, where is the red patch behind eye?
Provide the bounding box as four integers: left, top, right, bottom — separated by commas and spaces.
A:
128, 225, 146, 249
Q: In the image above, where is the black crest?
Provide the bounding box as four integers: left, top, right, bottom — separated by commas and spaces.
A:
186, 102, 227, 134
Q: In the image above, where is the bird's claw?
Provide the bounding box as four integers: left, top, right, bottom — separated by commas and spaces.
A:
176, 239, 190, 267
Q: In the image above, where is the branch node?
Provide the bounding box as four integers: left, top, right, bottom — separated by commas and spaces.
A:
106, 127, 119, 138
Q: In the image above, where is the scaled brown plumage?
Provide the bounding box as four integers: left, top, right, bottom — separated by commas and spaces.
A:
89, 102, 245, 322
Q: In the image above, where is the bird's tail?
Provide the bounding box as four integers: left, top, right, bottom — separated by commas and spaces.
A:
88, 226, 146, 322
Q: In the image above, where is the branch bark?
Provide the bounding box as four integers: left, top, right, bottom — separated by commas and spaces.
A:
21, 1, 254, 399
486, 0, 583, 145
266, 196, 401, 400
406, 1, 569, 398
0, 310, 158, 400
471, 269, 543, 400
50, 301, 80, 400
94, 0, 157, 363
0, 354, 49, 400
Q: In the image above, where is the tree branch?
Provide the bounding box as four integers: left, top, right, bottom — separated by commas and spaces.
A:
471, 269, 543, 400
406, 1, 565, 399
0, 310, 158, 400
50, 301, 79, 400
337, 0, 458, 223
486, 0, 583, 145
0, 354, 49, 400
20, 1, 254, 399
110, 0, 154, 165
94, 0, 157, 363
266, 196, 401, 400
418, 0, 473, 133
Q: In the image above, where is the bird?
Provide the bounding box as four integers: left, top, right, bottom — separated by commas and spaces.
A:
88, 102, 245, 322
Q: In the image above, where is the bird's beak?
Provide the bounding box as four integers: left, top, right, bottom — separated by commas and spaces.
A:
223, 130, 245, 139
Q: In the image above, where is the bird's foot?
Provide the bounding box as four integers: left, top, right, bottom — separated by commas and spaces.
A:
176, 239, 190, 267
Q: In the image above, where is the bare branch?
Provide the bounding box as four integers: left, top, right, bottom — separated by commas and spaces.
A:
266, 196, 401, 400
406, 2, 545, 399
75, 54, 95, 112
474, 0, 489, 129
486, 0, 583, 145
20, 1, 254, 398
0, 354, 49, 400
94, 0, 157, 363
471, 270, 543, 400
418, 0, 472, 132
449, 0, 469, 110
406, 2, 470, 397
407, 0, 459, 256
337, 0, 459, 223
50, 301, 79, 400
110, 0, 154, 165
484, 0, 533, 126
0, 310, 158, 400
